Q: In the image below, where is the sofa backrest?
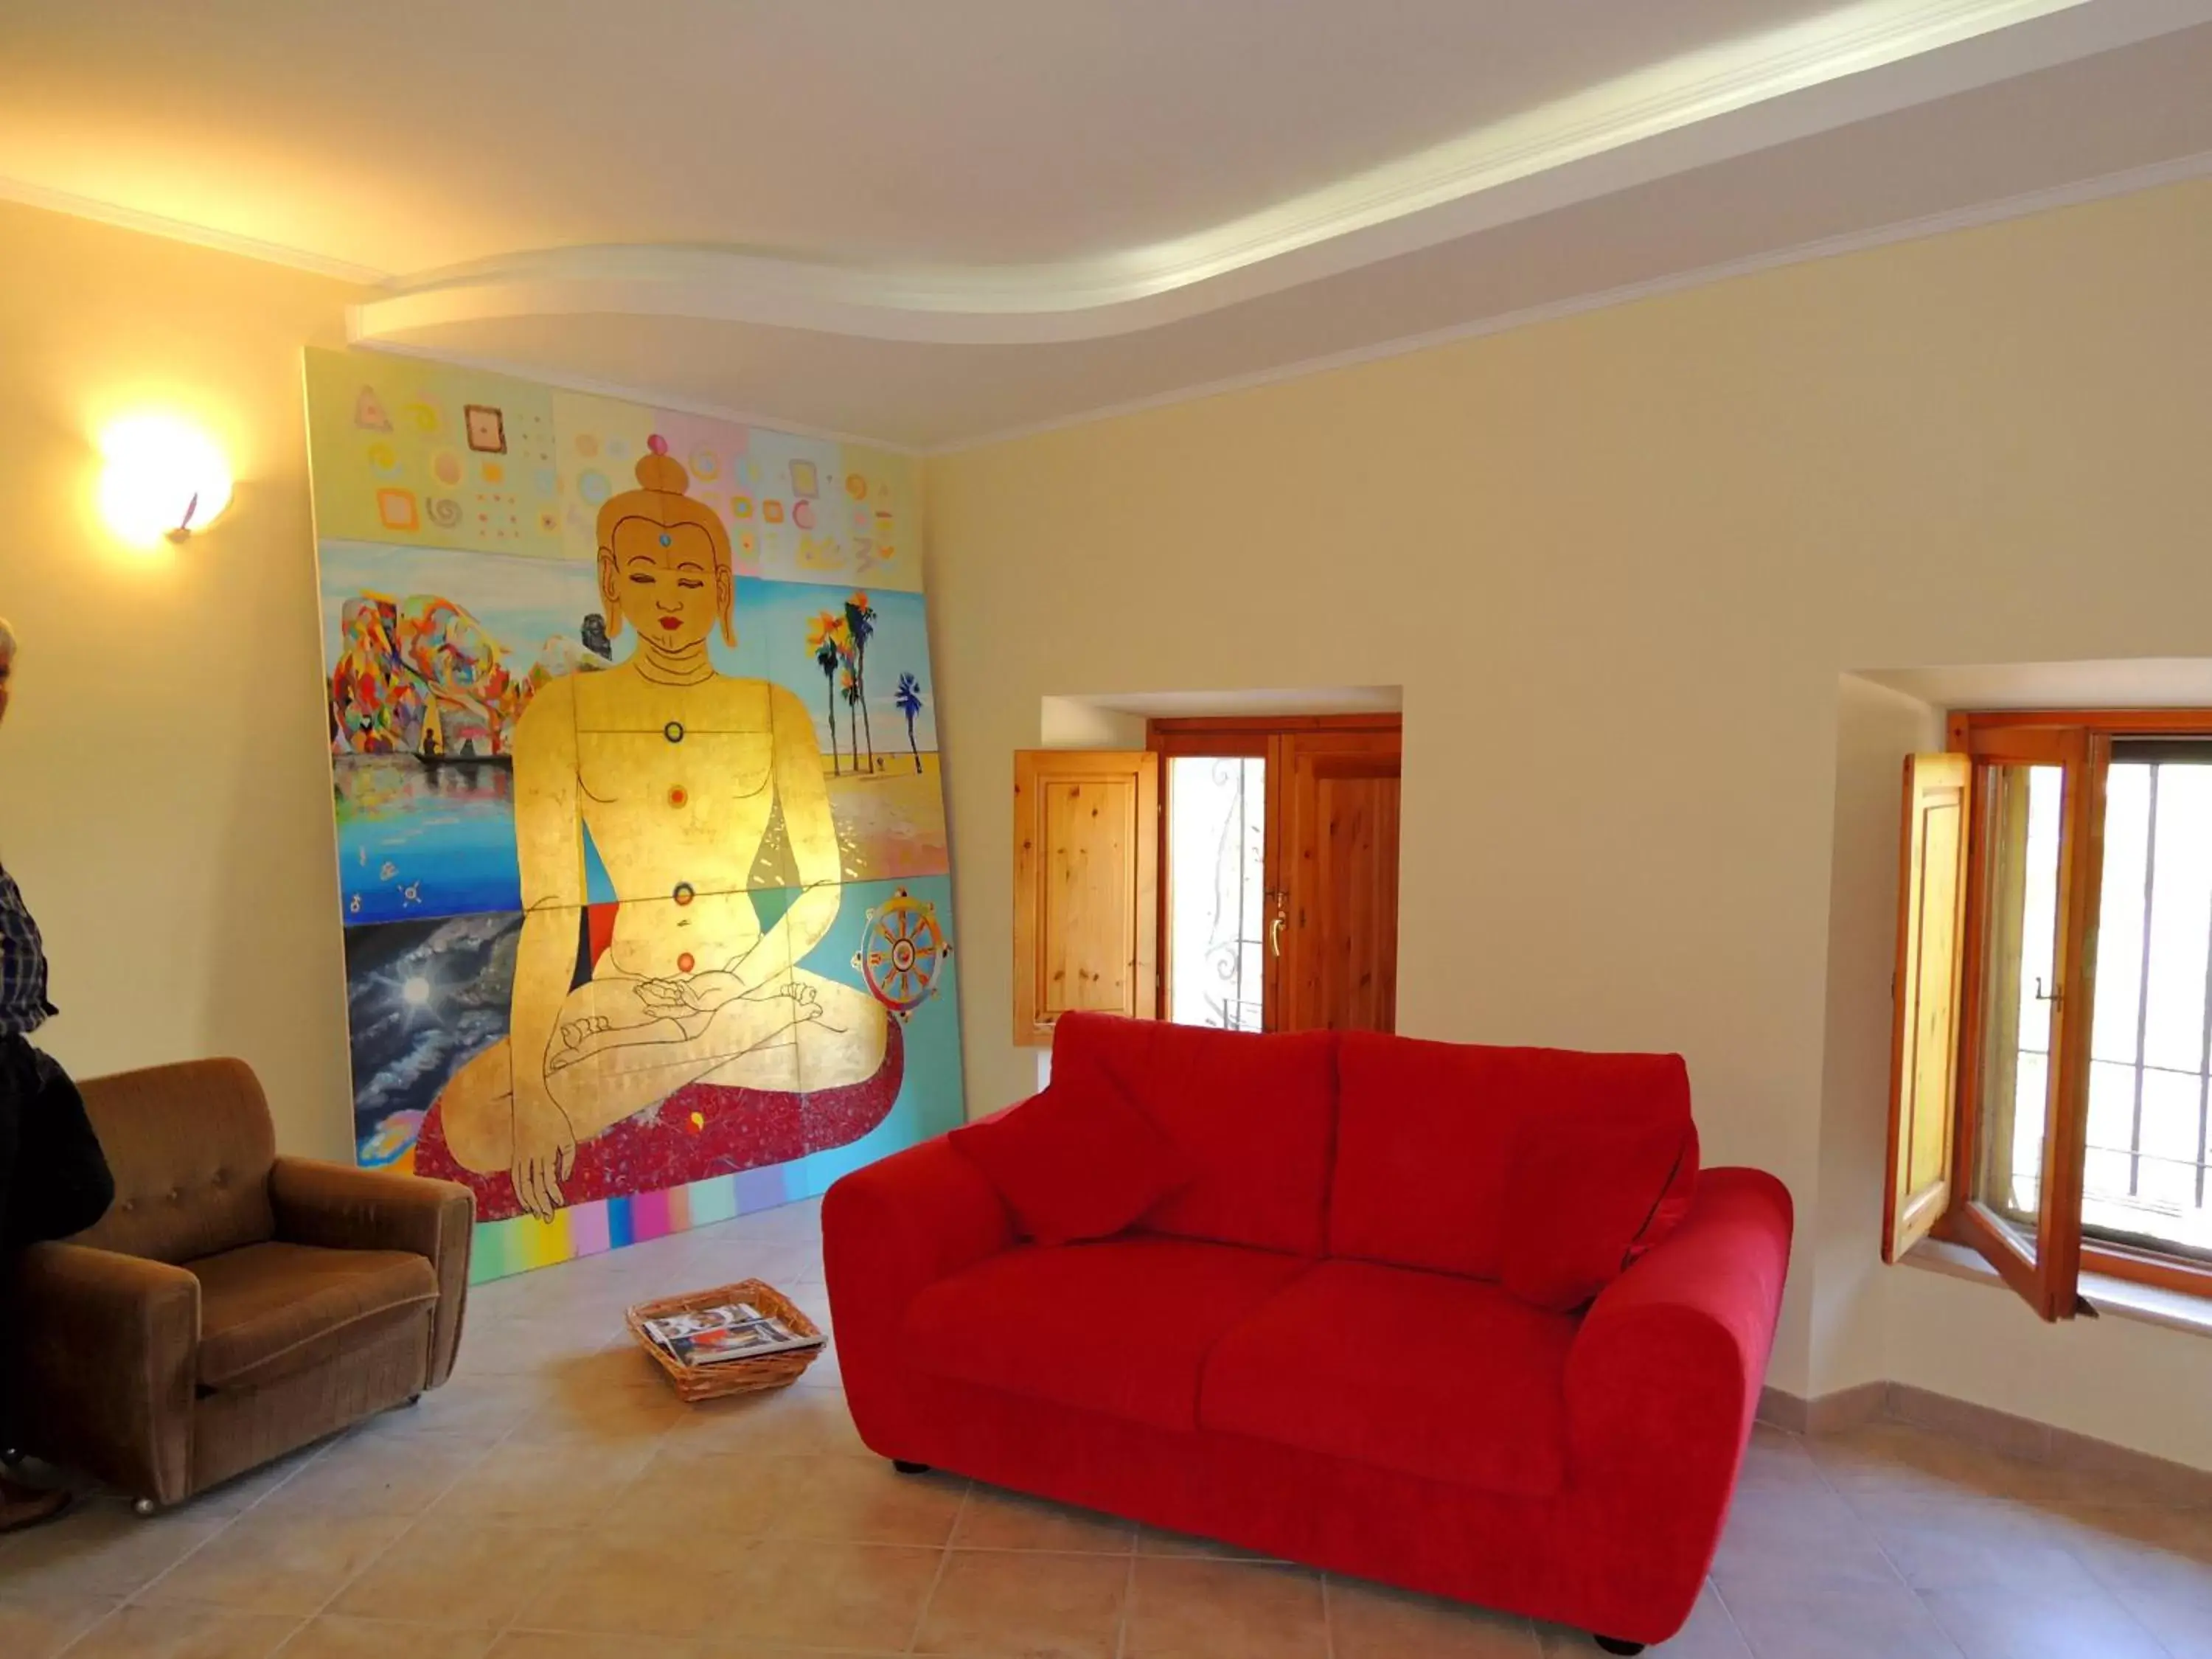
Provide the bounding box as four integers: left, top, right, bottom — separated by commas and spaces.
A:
1328, 1032, 1691, 1280
1050, 1012, 1337, 1256
72, 1058, 277, 1265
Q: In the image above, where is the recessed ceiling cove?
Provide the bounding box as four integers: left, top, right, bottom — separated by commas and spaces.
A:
7, 0, 2212, 445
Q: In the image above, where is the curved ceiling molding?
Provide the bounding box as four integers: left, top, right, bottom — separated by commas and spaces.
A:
354, 0, 2201, 349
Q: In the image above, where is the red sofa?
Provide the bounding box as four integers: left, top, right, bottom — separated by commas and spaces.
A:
824, 1014, 1792, 1654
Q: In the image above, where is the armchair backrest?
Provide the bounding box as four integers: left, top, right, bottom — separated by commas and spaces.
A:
71, 1058, 277, 1263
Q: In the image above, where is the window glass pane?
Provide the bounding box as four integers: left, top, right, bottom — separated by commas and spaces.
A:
2092, 764, 2150, 1065
2143, 767, 2212, 1072
2084, 757, 2212, 1259
1166, 756, 1265, 1032
1972, 764, 2064, 1240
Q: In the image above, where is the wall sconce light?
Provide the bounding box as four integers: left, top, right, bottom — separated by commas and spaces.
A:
97, 414, 233, 546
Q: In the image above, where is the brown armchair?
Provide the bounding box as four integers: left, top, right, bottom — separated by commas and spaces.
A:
4, 1058, 473, 1512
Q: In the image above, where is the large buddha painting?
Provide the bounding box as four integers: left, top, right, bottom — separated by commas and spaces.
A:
304, 349, 961, 1281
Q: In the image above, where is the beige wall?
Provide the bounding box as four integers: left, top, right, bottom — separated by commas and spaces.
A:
925, 178, 2212, 1458
0, 198, 363, 1159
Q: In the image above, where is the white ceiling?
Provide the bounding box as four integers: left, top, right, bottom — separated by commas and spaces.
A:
6, 1, 2212, 448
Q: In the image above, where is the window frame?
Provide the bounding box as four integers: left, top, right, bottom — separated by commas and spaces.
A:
1931, 708, 2212, 1312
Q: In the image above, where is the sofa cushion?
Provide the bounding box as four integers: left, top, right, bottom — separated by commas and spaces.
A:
191, 1242, 439, 1390
1329, 1034, 1693, 1280
1501, 1114, 1700, 1311
75, 1059, 276, 1265
1050, 1012, 1337, 1256
902, 1236, 1312, 1432
1200, 1258, 1579, 1498
948, 1074, 1194, 1246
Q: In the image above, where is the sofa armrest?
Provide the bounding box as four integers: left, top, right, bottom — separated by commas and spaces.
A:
1563, 1167, 1792, 1616
269, 1157, 475, 1388
823, 1133, 1015, 1452
9, 1242, 200, 1505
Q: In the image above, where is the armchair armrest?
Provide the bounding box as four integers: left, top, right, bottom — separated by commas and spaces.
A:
1562, 1168, 1793, 1630
269, 1157, 475, 1388
9, 1242, 200, 1505
823, 1133, 1015, 1453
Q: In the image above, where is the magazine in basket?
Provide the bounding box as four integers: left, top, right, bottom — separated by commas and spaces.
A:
641, 1301, 825, 1367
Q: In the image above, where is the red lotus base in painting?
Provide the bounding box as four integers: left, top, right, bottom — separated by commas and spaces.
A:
412, 1020, 905, 1223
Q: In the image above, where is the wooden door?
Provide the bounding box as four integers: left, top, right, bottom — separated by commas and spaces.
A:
1011, 750, 1159, 1046
1269, 729, 1402, 1033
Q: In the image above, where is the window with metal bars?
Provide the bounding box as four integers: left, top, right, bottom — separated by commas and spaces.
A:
1885, 712, 2212, 1322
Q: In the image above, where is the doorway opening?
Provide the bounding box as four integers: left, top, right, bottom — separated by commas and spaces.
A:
1150, 714, 1402, 1034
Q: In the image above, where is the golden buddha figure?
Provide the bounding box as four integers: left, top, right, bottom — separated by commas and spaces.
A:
437, 442, 888, 1219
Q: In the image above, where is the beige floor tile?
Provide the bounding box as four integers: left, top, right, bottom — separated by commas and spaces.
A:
1534, 1582, 1751, 1656
915, 1545, 1129, 1659
1326, 1576, 1540, 1658
0, 1500, 232, 1599
0, 1589, 116, 1658
1714, 1575, 1966, 1659
518, 1534, 747, 1638
488, 1635, 701, 1659
252, 1432, 485, 1519
1135, 1522, 1281, 1562
655, 1384, 871, 1458
137, 1511, 411, 1617
720, 1537, 944, 1650
1124, 1556, 1327, 1659
66, 1604, 304, 1658
1809, 1422, 2053, 1514
598, 1449, 814, 1543
772, 1455, 967, 1545
953, 1485, 1138, 1554
355, 1377, 536, 1444
2056, 1504, 2212, 1658
328, 1516, 578, 1628
1920, 1582, 2171, 1659
424, 1438, 655, 1528
187, 1447, 330, 1519
505, 1382, 692, 1453
276, 1615, 499, 1658
1868, 1498, 2103, 1595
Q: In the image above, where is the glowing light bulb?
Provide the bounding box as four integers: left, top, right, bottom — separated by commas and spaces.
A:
97, 414, 233, 546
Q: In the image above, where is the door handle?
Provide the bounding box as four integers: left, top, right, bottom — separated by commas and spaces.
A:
1270, 916, 1284, 958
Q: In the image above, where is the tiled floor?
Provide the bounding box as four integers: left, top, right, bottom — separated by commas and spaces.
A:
5, 1199, 2212, 1658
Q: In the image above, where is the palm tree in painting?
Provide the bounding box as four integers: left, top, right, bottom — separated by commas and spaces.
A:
894, 672, 925, 773
807, 611, 845, 776
844, 591, 877, 773
840, 665, 863, 774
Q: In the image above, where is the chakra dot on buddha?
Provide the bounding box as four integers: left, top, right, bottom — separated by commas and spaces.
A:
658, 534, 671, 546
677, 952, 695, 973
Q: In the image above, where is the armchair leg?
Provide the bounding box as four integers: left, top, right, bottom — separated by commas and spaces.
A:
132, 1498, 160, 1518
0, 1447, 21, 1465
1593, 1638, 1645, 1656
891, 1459, 931, 1475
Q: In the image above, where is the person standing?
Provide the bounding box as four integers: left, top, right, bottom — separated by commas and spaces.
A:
0, 616, 116, 1530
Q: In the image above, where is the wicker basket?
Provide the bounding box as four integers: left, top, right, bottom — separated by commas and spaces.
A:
625, 1279, 826, 1402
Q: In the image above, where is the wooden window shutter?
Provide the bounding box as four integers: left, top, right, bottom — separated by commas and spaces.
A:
1012, 750, 1160, 1046
1884, 751, 1972, 1262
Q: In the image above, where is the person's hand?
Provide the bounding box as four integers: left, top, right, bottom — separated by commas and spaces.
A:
510, 1089, 577, 1221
